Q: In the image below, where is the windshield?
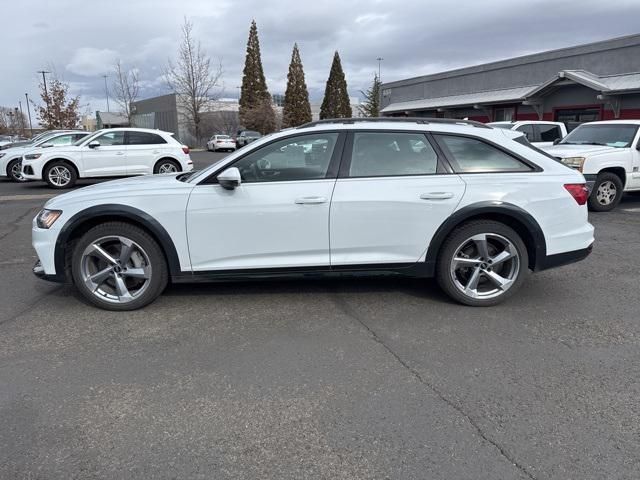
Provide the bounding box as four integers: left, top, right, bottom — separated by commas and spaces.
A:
74, 130, 104, 146
216, 135, 231, 139
560, 124, 639, 148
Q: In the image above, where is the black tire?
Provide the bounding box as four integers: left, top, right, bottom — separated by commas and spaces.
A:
7, 159, 27, 182
70, 222, 168, 311
44, 161, 77, 189
153, 159, 181, 174
588, 172, 624, 212
436, 220, 529, 307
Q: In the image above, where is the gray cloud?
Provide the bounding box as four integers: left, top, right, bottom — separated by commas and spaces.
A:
2, 0, 640, 114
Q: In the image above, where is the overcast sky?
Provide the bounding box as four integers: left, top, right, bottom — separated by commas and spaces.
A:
3, 0, 640, 117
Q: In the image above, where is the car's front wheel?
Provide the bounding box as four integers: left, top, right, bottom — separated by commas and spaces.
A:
44, 161, 77, 189
71, 222, 168, 311
588, 172, 623, 212
436, 220, 529, 307
7, 159, 27, 182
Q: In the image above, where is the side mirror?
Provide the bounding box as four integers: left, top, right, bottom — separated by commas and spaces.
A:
217, 167, 241, 190
88, 140, 100, 149
636, 143, 640, 151
553, 138, 561, 145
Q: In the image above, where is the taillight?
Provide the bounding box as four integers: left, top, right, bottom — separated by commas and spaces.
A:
182, 146, 190, 154
564, 183, 589, 205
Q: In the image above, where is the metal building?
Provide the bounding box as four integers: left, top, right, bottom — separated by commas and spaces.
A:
380, 34, 640, 130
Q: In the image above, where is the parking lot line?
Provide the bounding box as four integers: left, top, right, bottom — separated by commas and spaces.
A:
0, 194, 56, 202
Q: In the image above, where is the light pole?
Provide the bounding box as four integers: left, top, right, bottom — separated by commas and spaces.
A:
18, 102, 26, 136
37, 70, 50, 99
103, 75, 110, 112
24, 93, 34, 137
376, 57, 383, 82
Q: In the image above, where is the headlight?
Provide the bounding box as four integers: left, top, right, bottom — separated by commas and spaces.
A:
561, 156, 586, 170
24, 153, 42, 160
36, 209, 62, 229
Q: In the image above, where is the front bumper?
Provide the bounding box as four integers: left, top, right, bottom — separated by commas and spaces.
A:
33, 260, 64, 282
583, 174, 597, 193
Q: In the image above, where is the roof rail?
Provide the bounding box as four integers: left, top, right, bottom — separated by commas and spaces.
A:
297, 117, 491, 129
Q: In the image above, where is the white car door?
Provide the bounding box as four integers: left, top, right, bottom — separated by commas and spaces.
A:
186, 132, 345, 271
125, 130, 167, 174
80, 131, 127, 176
330, 131, 466, 266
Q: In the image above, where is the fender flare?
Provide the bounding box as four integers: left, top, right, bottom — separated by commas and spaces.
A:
423, 201, 547, 275
54, 204, 182, 280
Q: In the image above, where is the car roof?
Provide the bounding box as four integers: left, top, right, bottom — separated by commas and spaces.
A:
580, 120, 640, 125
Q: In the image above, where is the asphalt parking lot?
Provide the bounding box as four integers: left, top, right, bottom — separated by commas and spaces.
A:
1, 150, 639, 479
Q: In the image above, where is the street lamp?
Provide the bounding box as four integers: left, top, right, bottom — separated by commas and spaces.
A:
376, 57, 384, 81
103, 75, 110, 112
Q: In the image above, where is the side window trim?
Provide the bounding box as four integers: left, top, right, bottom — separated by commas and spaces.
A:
432, 133, 543, 173
199, 131, 346, 185
338, 129, 447, 179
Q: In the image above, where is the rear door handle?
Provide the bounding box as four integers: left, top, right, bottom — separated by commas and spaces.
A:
295, 196, 327, 204
420, 192, 454, 200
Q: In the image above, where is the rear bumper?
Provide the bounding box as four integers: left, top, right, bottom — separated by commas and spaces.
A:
537, 243, 593, 271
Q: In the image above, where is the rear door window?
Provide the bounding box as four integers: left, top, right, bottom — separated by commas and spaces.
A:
127, 131, 167, 145
348, 132, 438, 177
537, 124, 562, 142
434, 135, 533, 173
515, 124, 536, 142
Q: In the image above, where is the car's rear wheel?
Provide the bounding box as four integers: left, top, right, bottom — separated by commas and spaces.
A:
71, 222, 168, 311
44, 161, 77, 189
436, 220, 529, 306
7, 159, 27, 182
588, 172, 623, 212
154, 159, 180, 174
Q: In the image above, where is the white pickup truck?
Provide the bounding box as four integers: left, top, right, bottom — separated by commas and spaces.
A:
543, 120, 640, 211
488, 121, 567, 148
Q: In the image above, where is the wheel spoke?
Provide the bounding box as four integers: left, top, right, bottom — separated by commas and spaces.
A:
452, 257, 481, 268
114, 275, 132, 299
472, 234, 490, 259
490, 247, 514, 266
90, 266, 113, 285
122, 266, 150, 279
463, 267, 482, 297
89, 243, 118, 265
119, 238, 135, 264
483, 270, 512, 290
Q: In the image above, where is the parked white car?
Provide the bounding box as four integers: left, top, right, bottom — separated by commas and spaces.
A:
206, 134, 236, 152
488, 121, 567, 148
542, 120, 640, 211
1, 131, 89, 182
22, 128, 193, 188
32, 118, 594, 310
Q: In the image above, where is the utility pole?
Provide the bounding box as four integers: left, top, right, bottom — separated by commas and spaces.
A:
376, 57, 384, 82
25, 93, 34, 137
103, 75, 110, 112
18, 102, 26, 136
37, 70, 50, 99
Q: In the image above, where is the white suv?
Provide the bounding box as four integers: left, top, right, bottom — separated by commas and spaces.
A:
31, 118, 594, 310
21, 128, 193, 188
543, 120, 640, 211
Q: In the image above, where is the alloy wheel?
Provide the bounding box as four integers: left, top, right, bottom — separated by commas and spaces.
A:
158, 163, 178, 173
10, 161, 26, 182
80, 235, 152, 304
596, 180, 617, 205
449, 233, 520, 300
48, 165, 72, 187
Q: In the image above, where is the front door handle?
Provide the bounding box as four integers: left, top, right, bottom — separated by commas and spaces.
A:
115, 151, 125, 156
295, 196, 327, 204
420, 192, 454, 200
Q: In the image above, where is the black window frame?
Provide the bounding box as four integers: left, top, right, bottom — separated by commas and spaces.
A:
432, 133, 543, 174
199, 131, 347, 185
125, 130, 167, 146
338, 130, 451, 179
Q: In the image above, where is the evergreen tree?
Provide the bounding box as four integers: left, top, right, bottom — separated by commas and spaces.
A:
358, 73, 381, 117
320, 51, 352, 119
239, 20, 273, 130
281, 43, 312, 128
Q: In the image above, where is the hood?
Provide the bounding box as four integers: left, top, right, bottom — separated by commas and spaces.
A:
45, 173, 193, 209
0, 144, 32, 156
542, 144, 623, 157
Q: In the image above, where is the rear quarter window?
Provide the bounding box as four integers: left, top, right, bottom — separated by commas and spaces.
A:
435, 134, 533, 173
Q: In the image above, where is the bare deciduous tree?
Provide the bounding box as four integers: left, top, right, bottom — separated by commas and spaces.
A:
165, 17, 223, 145
113, 60, 140, 123
34, 74, 80, 129
202, 110, 241, 137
